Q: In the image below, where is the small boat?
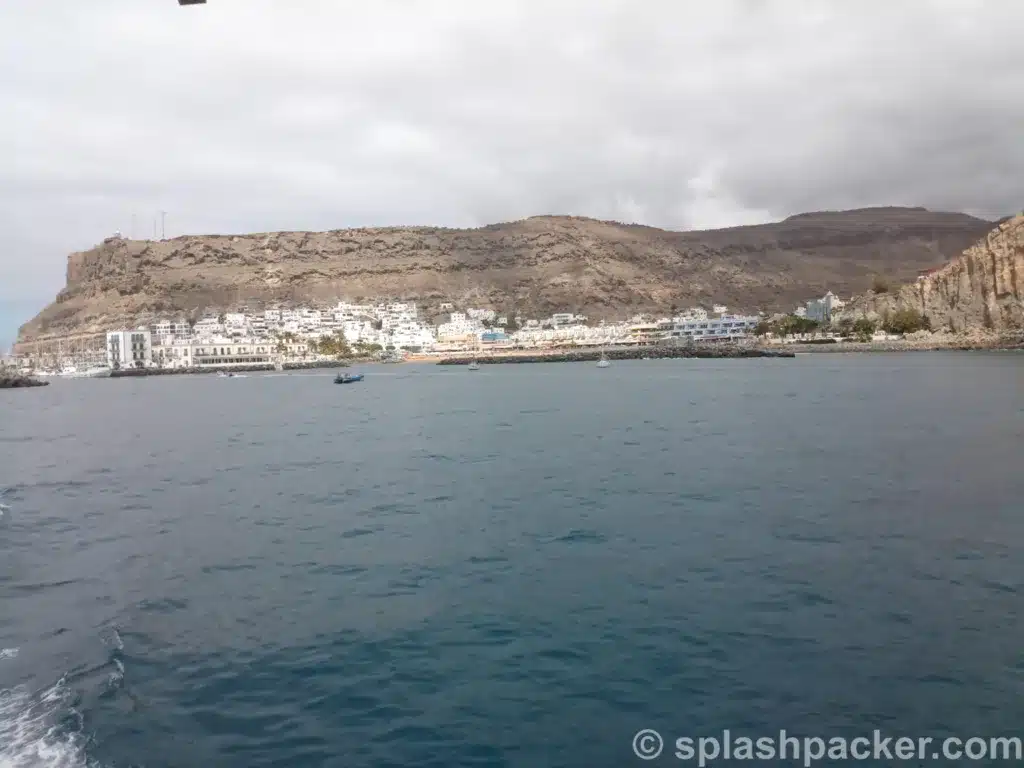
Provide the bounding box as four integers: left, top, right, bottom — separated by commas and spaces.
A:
596, 353, 611, 368
334, 373, 364, 384
467, 361, 480, 371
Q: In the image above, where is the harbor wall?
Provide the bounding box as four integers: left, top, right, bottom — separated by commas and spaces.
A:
438, 346, 795, 365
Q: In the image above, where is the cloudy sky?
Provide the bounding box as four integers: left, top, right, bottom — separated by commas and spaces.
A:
1, 0, 1022, 347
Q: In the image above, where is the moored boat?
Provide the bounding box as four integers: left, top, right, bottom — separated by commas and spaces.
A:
334, 373, 364, 384
61, 366, 112, 379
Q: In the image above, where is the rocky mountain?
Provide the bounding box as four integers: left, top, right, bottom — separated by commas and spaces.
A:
843, 212, 1023, 332
16, 207, 995, 346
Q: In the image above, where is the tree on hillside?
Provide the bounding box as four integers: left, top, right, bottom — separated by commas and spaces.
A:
852, 318, 876, 341
759, 315, 821, 337
882, 308, 930, 335
317, 331, 351, 359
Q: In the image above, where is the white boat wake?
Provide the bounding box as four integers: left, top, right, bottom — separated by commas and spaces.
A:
0, 674, 89, 768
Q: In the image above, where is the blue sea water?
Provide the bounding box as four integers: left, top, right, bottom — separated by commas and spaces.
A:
1, 353, 1022, 767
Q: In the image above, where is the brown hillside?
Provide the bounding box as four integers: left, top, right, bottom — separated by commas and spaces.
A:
844, 212, 1024, 332
16, 206, 993, 344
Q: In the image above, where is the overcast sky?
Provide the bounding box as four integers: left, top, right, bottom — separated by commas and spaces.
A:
2, 0, 1022, 347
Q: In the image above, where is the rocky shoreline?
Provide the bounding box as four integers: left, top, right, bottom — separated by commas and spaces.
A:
438, 345, 795, 365
784, 332, 1024, 354
108, 359, 358, 377
0, 371, 49, 388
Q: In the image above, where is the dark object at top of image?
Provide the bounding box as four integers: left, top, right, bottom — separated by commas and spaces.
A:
178, 0, 206, 5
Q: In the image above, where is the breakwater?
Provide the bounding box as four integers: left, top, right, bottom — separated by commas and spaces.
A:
0, 371, 48, 388
109, 360, 353, 378
785, 334, 1024, 354
438, 346, 795, 365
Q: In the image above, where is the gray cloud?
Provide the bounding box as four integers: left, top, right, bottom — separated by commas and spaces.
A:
2, 0, 1023, 345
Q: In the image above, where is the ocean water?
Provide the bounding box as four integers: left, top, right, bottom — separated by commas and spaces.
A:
1, 353, 1022, 767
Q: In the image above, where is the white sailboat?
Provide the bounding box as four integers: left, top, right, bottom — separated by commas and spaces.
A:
467, 360, 480, 371
596, 351, 610, 368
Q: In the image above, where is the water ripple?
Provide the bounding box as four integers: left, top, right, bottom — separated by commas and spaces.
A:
1, 356, 1022, 767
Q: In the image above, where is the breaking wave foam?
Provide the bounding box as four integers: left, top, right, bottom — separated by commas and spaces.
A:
0, 677, 90, 768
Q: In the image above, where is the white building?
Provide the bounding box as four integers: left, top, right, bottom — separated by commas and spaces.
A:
805, 292, 845, 323
190, 341, 274, 368
263, 309, 282, 330
676, 307, 709, 322
223, 313, 249, 336
298, 308, 322, 331
193, 317, 225, 339
663, 314, 759, 342
437, 311, 483, 340
388, 321, 437, 350
511, 321, 625, 349
150, 320, 190, 345
550, 312, 585, 327
334, 302, 375, 322
341, 320, 378, 345
249, 315, 268, 336
152, 339, 194, 368
107, 330, 153, 369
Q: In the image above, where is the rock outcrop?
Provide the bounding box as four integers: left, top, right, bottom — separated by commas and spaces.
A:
0, 371, 48, 388
16, 207, 993, 346
843, 213, 1024, 332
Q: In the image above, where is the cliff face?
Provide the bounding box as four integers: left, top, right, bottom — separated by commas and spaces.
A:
16, 207, 993, 344
844, 213, 1024, 332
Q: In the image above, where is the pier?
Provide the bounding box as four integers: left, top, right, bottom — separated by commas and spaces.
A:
437, 345, 795, 365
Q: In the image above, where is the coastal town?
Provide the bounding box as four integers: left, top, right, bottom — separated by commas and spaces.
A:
8, 208, 1020, 382
3, 289, 921, 378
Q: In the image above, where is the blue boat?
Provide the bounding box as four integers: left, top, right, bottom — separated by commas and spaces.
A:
334, 373, 364, 384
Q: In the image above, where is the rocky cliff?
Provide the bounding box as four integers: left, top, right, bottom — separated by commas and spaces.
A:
16, 207, 994, 345
843, 213, 1024, 332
